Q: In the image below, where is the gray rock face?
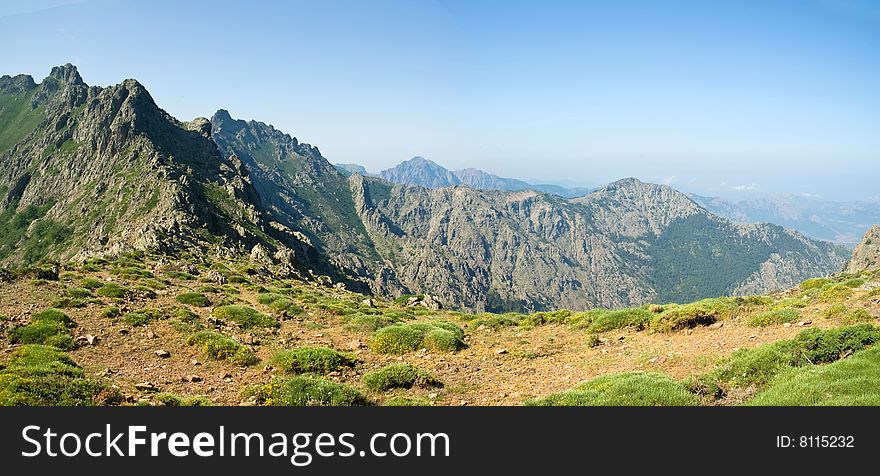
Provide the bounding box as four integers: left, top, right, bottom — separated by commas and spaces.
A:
845, 225, 880, 273
380, 156, 461, 188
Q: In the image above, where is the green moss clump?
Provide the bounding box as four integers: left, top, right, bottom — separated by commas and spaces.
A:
748, 308, 799, 327
213, 305, 278, 329
841, 309, 874, 324
153, 393, 212, 406
185, 331, 259, 366
96, 282, 128, 298
696, 324, 880, 398
747, 347, 880, 406
66, 287, 93, 299
270, 347, 357, 374
363, 363, 441, 391
0, 345, 116, 406
249, 376, 371, 406
258, 293, 304, 316
824, 303, 847, 319
526, 372, 699, 406
650, 298, 736, 332
8, 309, 77, 349
176, 292, 211, 307
800, 277, 831, 291
817, 284, 853, 303
99, 306, 121, 319
382, 395, 432, 406
370, 321, 466, 354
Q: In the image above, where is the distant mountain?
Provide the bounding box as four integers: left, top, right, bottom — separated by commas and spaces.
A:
0, 64, 849, 312
374, 156, 592, 198
690, 194, 880, 247
334, 163, 371, 176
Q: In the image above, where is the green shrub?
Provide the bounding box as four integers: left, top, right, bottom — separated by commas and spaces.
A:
96, 282, 128, 298
342, 313, 397, 333
99, 306, 121, 319
213, 305, 278, 329
589, 308, 652, 332
0, 345, 110, 406
122, 312, 151, 327
250, 376, 371, 406
817, 284, 853, 303
520, 309, 572, 327
748, 308, 799, 327
259, 293, 304, 316
153, 393, 212, 406
185, 331, 259, 366
363, 363, 441, 391
697, 324, 880, 397
164, 271, 196, 280
370, 322, 466, 354
270, 347, 357, 374
66, 287, 93, 299
382, 395, 432, 406
467, 313, 522, 329
650, 298, 736, 332
31, 309, 76, 328
8, 309, 76, 349
51, 297, 90, 308
176, 292, 211, 307
801, 277, 831, 291
526, 372, 699, 406
841, 309, 874, 324
824, 303, 848, 319
423, 328, 465, 352
747, 347, 880, 406
843, 278, 866, 288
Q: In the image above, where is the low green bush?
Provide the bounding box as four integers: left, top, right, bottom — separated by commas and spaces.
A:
0, 345, 115, 406
370, 321, 466, 354
153, 393, 212, 406
747, 347, 880, 406
650, 298, 736, 332
249, 376, 371, 406
270, 347, 357, 374
748, 308, 799, 327
213, 305, 278, 329
800, 277, 831, 291
185, 331, 259, 366
696, 324, 880, 398
363, 363, 441, 391
176, 292, 211, 307
96, 282, 128, 298
841, 309, 874, 324
526, 372, 699, 406
8, 309, 77, 349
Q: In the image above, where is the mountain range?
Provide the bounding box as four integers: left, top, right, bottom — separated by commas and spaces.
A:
0, 65, 851, 312
690, 194, 880, 247
336, 157, 593, 198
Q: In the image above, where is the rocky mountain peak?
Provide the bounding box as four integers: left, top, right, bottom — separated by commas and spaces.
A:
846, 225, 880, 273
0, 74, 37, 94
48, 63, 84, 86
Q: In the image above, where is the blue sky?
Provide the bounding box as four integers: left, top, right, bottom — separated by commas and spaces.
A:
1, 0, 878, 201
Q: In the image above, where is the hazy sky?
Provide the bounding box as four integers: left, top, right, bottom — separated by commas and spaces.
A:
1, 0, 879, 201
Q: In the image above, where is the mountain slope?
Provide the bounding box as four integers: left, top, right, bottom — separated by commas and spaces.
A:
349, 176, 848, 310
846, 225, 880, 273
0, 65, 320, 279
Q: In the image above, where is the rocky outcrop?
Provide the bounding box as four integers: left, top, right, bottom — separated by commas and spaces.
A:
845, 225, 880, 273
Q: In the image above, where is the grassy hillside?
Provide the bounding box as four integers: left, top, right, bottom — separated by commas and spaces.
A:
0, 253, 878, 406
